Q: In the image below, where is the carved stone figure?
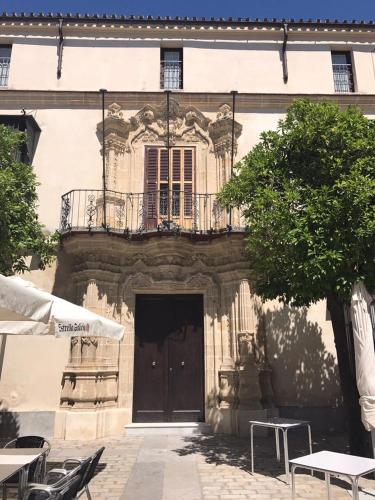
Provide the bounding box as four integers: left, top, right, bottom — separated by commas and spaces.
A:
237, 332, 262, 410
218, 370, 238, 409
129, 98, 212, 146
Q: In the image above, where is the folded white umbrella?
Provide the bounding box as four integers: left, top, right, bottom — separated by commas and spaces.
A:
0, 274, 124, 340
350, 281, 375, 457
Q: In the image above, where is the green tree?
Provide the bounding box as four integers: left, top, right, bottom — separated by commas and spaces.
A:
220, 99, 375, 456
0, 124, 58, 275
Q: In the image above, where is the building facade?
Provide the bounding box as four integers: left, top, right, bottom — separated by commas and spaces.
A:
0, 13, 374, 439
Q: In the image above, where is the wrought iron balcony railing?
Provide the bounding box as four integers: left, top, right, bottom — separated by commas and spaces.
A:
0, 57, 10, 87
332, 63, 354, 93
60, 189, 245, 235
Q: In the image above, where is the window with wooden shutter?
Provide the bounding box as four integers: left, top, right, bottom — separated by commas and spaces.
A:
144, 147, 195, 226
144, 148, 158, 226
183, 149, 193, 217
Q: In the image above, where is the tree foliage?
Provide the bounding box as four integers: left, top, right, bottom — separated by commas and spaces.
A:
219, 99, 375, 306
0, 124, 58, 275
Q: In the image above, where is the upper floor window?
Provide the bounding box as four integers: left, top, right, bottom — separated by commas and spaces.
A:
144, 147, 194, 229
0, 45, 11, 87
331, 51, 354, 93
0, 115, 41, 163
160, 48, 183, 90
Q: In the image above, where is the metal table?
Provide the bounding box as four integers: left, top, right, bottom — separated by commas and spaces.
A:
0, 448, 47, 499
290, 450, 375, 500
249, 417, 312, 483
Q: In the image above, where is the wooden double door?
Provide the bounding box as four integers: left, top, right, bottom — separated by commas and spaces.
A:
133, 294, 204, 422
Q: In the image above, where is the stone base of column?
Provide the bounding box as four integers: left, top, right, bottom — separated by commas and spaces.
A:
206, 407, 237, 434
54, 408, 131, 440
237, 408, 279, 437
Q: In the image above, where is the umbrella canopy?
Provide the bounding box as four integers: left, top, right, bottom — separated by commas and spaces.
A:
0, 274, 124, 340
350, 281, 375, 432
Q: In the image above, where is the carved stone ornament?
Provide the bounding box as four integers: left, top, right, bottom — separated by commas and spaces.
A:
97, 102, 131, 147
97, 100, 213, 150
129, 98, 212, 146
218, 370, 238, 409
209, 103, 243, 157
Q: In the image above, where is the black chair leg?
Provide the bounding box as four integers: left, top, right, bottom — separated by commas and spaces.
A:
85, 485, 92, 500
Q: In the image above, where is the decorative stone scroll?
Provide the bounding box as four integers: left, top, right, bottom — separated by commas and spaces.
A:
129, 98, 211, 146
209, 103, 242, 158
97, 100, 243, 157
97, 99, 212, 152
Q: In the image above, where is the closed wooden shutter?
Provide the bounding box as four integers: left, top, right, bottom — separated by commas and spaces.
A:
172, 149, 181, 182
183, 149, 193, 216
144, 147, 194, 226
160, 149, 169, 182
145, 148, 158, 227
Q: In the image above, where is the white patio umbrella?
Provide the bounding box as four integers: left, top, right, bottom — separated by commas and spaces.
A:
350, 281, 375, 457
0, 274, 124, 340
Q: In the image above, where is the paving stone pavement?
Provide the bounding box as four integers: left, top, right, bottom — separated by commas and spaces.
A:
6, 432, 375, 500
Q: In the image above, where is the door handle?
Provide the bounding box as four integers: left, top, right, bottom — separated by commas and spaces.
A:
181, 361, 185, 367
152, 361, 156, 367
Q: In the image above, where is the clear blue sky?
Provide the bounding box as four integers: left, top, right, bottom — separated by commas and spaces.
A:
1, 0, 374, 20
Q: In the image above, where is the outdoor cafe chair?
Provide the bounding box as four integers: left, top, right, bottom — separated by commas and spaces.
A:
23, 474, 81, 500
2, 436, 51, 499
46, 447, 105, 500
24, 456, 91, 500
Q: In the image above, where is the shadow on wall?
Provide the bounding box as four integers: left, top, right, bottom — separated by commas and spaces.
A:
0, 334, 20, 440
0, 409, 20, 440
263, 304, 342, 427
52, 249, 123, 317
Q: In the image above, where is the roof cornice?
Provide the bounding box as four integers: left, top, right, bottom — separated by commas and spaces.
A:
0, 12, 374, 31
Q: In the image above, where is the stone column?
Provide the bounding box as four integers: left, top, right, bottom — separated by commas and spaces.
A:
236, 280, 262, 410
58, 278, 122, 439
96, 103, 131, 229
235, 280, 268, 435
209, 103, 242, 192
218, 281, 237, 434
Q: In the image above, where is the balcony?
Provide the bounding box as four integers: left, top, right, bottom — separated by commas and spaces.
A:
332, 63, 354, 93
60, 189, 245, 238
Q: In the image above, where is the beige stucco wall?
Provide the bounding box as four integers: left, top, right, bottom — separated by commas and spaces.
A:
183, 41, 336, 93
263, 299, 341, 408
1, 27, 374, 93
8, 39, 161, 92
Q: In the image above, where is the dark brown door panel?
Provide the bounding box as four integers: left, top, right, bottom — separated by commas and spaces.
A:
133, 294, 204, 423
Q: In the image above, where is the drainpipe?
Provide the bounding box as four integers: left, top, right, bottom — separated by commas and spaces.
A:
166, 90, 171, 228
100, 88, 107, 228
282, 23, 289, 84
57, 18, 64, 79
